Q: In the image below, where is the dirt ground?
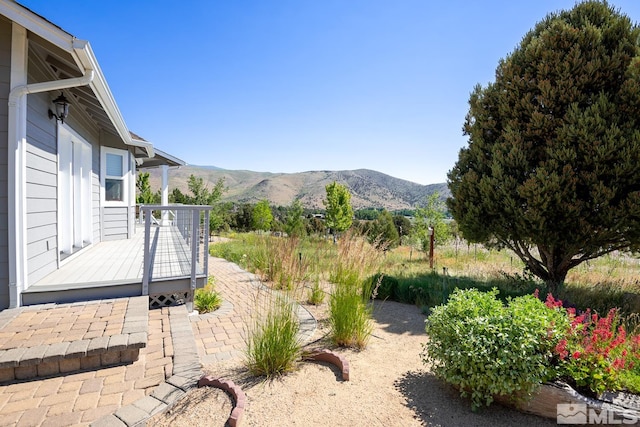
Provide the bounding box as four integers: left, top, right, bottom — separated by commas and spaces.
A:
151, 297, 558, 427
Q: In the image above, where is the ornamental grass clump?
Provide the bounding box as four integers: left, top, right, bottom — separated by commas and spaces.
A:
245, 293, 301, 377
328, 231, 380, 349
194, 277, 222, 314
329, 278, 373, 349
422, 288, 567, 410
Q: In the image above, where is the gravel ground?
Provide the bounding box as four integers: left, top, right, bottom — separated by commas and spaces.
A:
152, 299, 558, 427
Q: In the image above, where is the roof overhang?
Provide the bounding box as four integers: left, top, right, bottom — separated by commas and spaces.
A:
137, 147, 186, 169
1, 1, 154, 157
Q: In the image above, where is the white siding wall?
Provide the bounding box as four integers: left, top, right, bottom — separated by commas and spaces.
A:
24, 53, 101, 286
102, 206, 129, 240
24, 91, 58, 284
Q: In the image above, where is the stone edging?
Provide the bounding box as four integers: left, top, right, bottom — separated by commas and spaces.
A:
92, 304, 203, 427
198, 376, 247, 427
304, 349, 350, 381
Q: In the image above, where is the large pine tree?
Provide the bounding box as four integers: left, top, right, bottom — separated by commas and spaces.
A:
448, 1, 640, 292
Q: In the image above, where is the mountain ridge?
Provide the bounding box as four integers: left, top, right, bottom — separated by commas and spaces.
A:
147, 166, 449, 210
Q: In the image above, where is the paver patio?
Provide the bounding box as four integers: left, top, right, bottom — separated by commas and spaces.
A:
0, 256, 315, 426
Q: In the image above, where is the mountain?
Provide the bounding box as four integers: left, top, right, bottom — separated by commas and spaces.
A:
147, 166, 449, 210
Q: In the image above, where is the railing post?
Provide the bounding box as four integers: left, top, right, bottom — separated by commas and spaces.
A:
187, 207, 199, 312
142, 207, 151, 295
204, 209, 209, 281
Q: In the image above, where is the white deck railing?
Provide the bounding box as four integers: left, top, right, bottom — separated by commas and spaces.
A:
139, 205, 211, 302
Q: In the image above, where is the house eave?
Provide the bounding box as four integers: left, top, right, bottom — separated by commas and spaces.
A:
137, 147, 185, 169
1, 1, 154, 157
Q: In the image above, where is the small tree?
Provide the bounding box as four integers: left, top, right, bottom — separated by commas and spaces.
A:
393, 214, 412, 245
169, 188, 188, 204
413, 192, 449, 254
136, 172, 158, 204
186, 175, 225, 206
368, 210, 399, 249
284, 199, 306, 237
448, 1, 640, 292
323, 181, 353, 236
252, 200, 273, 232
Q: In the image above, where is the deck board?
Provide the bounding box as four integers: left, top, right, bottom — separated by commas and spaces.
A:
30, 225, 203, 290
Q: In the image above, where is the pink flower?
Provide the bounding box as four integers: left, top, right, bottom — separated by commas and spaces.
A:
545, 293, 563, 309
572, 351, 581, 359
556, 338, 568, 360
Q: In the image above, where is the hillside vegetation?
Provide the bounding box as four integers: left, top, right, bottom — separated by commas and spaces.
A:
148, 166, 448, 209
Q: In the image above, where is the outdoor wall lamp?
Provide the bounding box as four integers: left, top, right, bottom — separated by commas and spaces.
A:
48, 92, 70, 124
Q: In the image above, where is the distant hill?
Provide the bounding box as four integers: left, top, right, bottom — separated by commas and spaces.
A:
147, 166, 449, 210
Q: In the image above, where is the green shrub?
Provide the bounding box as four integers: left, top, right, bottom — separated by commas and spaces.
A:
245, 293, 301, 377
194, 279, 222, 314
422, 288, 567, 410
619, 350, 640, 394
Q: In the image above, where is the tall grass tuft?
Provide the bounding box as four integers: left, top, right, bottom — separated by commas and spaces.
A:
261, 236, 310, 290
329, 280, 373, 348
245, 292, 301, 377
328, 231, 382, 349
307, 276, 325, 305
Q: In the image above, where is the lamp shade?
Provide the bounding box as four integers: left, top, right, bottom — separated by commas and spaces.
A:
52, 93, 70, 123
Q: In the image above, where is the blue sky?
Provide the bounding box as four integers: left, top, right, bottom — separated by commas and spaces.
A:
19, 0, 640, 185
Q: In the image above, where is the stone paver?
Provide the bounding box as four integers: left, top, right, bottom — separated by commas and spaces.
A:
0, 301, 127, 350
0, 305, 170, 427
192, 257, 316, 365
0, 255, 316, 426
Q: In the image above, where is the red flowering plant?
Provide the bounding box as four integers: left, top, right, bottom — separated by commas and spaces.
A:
545, 292, 638, 396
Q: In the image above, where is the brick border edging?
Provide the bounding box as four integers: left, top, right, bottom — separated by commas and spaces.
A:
304, 349, 350, 381
198, 375, 246, 427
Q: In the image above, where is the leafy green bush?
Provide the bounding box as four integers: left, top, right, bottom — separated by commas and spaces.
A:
619, 347, 640, 394
245, 293, 301, 377
422, 288, 567, 410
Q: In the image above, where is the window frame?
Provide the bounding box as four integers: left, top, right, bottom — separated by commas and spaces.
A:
100, 147, 129, 207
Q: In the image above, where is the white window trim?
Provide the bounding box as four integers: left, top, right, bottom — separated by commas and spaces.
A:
100, 146, 130, 207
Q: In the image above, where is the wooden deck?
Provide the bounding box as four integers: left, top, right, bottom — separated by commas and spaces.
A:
29, 225, 203, 291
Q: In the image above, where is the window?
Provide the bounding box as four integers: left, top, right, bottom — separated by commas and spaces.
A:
105, 153, 124, 201
101, 147, 129, 205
